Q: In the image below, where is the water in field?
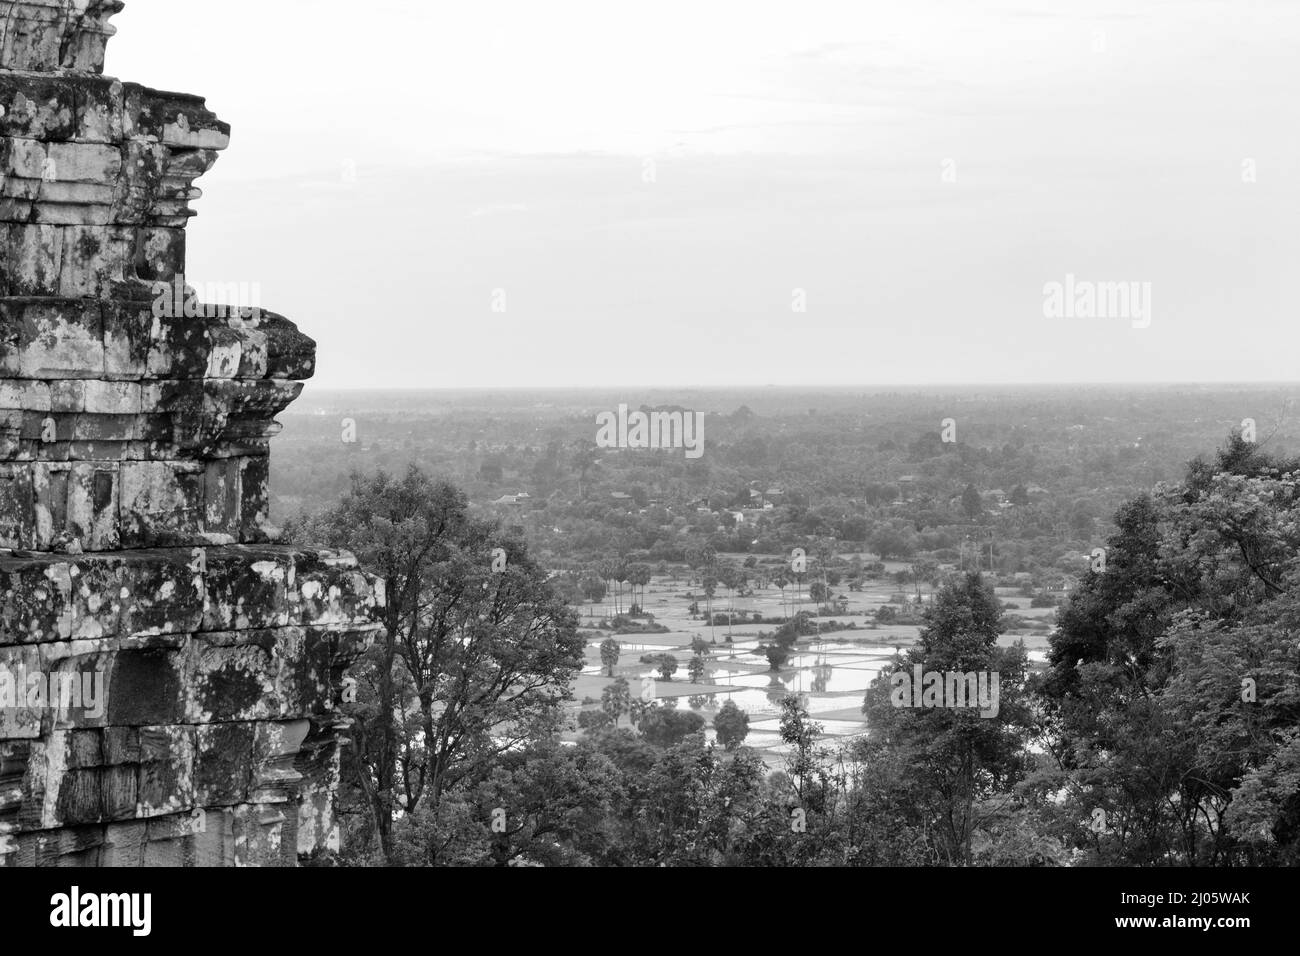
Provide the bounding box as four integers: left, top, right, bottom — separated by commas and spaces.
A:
577, 577, 946, 758
749, 717, 868, 737
642, 639, 900, 739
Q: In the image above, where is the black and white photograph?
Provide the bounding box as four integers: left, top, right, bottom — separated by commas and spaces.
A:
0, 0, 1293, 935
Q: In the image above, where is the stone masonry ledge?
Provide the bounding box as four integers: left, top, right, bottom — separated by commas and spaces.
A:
0, 75, 227, 232
0, 624, 378, 735
2, 802, 310, 867
0, 73, 228, 150
0, 298, 316, 381
0, 378, 306, 462
0, 432, 284, 465
1, 715, 356, 866
0, 454, 280, 550
0, 545, 388, 644
0, 379, 306, 423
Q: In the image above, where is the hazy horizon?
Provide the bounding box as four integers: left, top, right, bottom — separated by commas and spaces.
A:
292, 381, 1300, 403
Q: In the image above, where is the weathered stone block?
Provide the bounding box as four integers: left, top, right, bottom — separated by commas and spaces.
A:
0, 1, 123, 75
295, 550, 388, 627
250, 719, 310, 804
135, 724, 194, 815
117, 459, 204, 546
193, 721, 254, 806
2, 298, 104, 379
0, 644, 43, 739
0, 553, 73, 642
69, 549, 204, 639
0, 463, 35, 547
203, 546, 293, 630
106, 650, 184, 727
0, 74, 80, 140
188, 632, 281, 722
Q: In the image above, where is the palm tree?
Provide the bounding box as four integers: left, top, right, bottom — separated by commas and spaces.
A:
595, 557, 619, 617
773, 571, 790, 621
629, 563, 651, 612
702, 572, 718, 643
614, 559, 631, 615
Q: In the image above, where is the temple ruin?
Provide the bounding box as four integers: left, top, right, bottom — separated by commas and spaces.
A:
0, 0, 383, 866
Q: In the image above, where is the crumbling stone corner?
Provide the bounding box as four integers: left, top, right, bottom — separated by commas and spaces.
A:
0, 0, 384, 866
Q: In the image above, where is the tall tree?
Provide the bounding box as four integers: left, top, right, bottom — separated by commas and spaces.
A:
316, 465, 584, 862
312, 465, 465, 859
713, 700, 751, 751
628, 563, 652, 611
1037, 440, 1300, 864
861, 573, 1032, 865
687, 651, 707, 684
600, 638, 622, 678
602, 678, 632, 726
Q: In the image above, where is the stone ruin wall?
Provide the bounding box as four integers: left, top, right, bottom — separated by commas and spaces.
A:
0, 0, 384, 866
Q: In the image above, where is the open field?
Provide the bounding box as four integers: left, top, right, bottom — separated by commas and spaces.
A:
567, 567, 1055, 764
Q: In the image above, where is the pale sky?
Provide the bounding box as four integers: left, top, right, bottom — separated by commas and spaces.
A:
108, 0, 1299, 389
